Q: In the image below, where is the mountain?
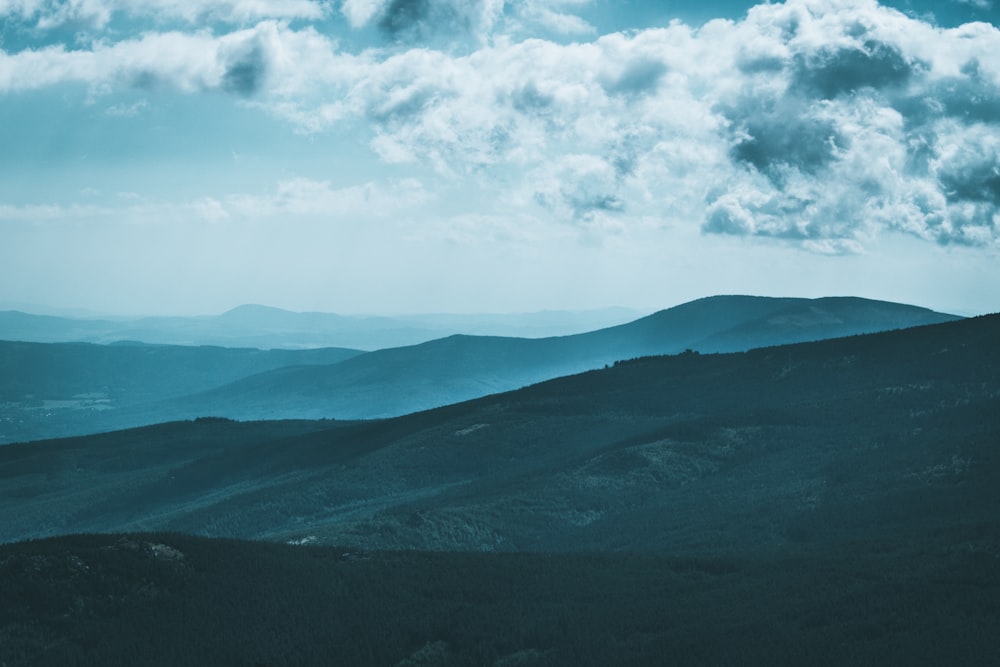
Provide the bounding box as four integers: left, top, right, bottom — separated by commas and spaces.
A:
0, 342, 362, 444
2, 313, 995, 551
166, 295, 961, 421
0, 295, 961, 443
1, 314, 997, 666
0, 304, 643, 350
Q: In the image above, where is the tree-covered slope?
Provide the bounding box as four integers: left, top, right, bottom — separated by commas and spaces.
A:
2, 530, 997, 667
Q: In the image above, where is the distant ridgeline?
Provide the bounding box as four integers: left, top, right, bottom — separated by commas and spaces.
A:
0, 295, 961, 444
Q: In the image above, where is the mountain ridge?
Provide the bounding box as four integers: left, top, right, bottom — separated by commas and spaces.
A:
2, 313, 995, 552
170, 295, 960, 421
0, 295, 963, 443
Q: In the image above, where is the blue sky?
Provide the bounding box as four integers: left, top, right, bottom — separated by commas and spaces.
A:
1, 0, 998, 316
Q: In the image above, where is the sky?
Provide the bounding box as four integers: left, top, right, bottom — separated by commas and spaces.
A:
1, 0, 998, 317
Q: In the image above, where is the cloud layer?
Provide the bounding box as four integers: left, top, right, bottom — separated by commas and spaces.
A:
1, 0, 998, 251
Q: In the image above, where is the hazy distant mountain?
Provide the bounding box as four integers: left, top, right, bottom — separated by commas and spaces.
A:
0, 304, 644, 350
0, 342, 362, 444
2, 314, 996, 553
170, 295, 960, 421
0, 296, 960, 443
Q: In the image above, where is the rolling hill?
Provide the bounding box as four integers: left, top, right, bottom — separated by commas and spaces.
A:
2, 312, 995, 552
162, 295, 961, 421
1, 313, 997, 665
0, 342, 362, 444
0, 295, 962, 443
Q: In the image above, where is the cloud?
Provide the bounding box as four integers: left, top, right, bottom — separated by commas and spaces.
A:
601, 58, 667, 96
726, 99, 846, 182
337, 0, 593, 42
531, 154, 626, 223
0, 21, 340, 98
0, 0, 327, 29
104, 97, 147, 116
0, 178, 432, 226
1, 0, 998, 251
790, 39, 919, 99
371, 0, 506, 44
221, 38, 267, 96
515, 2, 595, 36
341, 0, 388, 28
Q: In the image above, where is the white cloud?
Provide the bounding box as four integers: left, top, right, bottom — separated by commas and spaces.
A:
0, 21, 346, 97
0, 177, 432, 227
517, 4, 595, 36
1, 0, 998, 251
1, 0, 327, 29
104, 98, 147, 116
340, 0, 388, 27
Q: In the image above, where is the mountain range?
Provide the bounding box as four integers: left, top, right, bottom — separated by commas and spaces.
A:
0, 304, 642, 350
2, 311, 995, 551
1, 302, 996, 665
0, 295, 959, 444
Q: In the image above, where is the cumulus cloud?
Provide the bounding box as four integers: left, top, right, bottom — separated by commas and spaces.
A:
514, 0, 595, 36
341, 0, 388, 27
1, 0, 998, 251
337, 0, 593, 43
0, 0, 326, 29
361, 0, 506, 44
0, 21, 342, 97
695, 0, 1000, 249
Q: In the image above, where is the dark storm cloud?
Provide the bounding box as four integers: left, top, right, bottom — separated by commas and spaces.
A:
791, 40, 918, 99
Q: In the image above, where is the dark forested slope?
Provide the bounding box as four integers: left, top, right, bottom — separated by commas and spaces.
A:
2, 531, 997, 666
